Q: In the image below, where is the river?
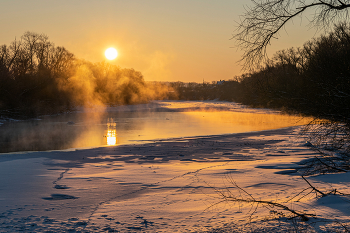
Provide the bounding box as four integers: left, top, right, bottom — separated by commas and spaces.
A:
0, 100, 311, 153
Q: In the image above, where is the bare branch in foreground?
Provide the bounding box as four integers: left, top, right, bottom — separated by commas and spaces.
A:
235, 0, 350, 69
205, 176, 313, 222
205, 173, 350, 226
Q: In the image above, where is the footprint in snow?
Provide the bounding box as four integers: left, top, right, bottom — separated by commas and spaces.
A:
54, 184, 70, 189
42, 194, 78, 200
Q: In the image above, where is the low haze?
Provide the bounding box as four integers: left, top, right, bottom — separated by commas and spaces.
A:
0, 0, 319, 82
1, 1, 350, 231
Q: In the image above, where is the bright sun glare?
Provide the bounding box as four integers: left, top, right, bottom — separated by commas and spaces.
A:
105, 47, 118, 60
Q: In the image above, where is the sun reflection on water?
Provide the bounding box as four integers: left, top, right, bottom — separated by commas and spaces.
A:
106, 119, 117, 146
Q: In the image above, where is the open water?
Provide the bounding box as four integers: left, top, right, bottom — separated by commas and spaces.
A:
0, 100, 311, 153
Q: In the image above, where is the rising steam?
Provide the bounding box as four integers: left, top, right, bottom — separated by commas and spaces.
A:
60, 60, 174, 108
0, 32, 175, 117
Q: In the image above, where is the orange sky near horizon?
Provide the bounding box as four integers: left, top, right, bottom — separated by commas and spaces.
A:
0, 1, 321, 83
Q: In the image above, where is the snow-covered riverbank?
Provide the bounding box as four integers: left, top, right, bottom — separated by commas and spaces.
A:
0, 126, 349, 232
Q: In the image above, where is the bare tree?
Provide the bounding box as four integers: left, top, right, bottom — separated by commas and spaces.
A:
235, 0, 350, 69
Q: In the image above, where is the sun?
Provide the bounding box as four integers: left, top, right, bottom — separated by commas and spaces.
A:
105, 47, 118, 60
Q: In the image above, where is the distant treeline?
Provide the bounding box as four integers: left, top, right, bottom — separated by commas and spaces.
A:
172, 23, 350, 124
3, 25, 350, 124
0, 32, 172, 118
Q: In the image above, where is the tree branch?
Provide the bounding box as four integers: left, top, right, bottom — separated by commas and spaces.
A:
235, 0, 350, 69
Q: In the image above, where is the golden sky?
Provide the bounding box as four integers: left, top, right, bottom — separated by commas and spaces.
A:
0, 1, 320, 82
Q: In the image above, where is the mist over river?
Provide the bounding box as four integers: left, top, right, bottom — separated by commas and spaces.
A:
0, 100, 311, 153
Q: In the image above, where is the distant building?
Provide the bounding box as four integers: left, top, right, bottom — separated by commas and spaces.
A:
217, 80, 225, 85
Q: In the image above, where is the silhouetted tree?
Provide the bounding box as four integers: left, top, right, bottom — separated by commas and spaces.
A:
0, 32, 175, 118
0, 32, 76, 115
235, 0, 350, 68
